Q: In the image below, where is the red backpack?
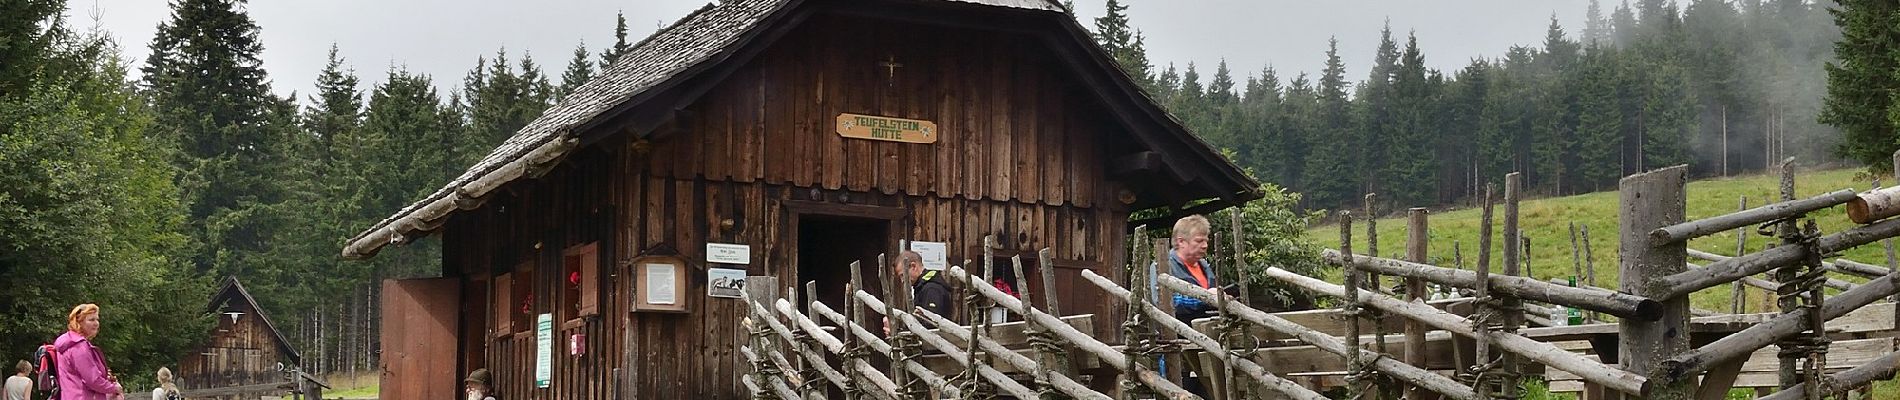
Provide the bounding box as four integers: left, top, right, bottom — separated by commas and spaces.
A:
32, 343, 59, 397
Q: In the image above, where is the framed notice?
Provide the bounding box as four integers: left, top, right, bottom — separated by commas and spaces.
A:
708, 268, 747, 298
706, 243, 751, 264
629, 255, 689, 313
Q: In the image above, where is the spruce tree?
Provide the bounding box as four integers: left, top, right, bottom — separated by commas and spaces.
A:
1279, 72, 1316, 195
600, 11, 634, 67
305, 45, 363, 159
558, 42, 595, 101
1303, 39, 1359, 209
1584, 0, 1612, 47
1574, 47, 1624, 190
1819, 0, 1900, 170
1092, 0, 1153, 88
1357, 24, 1401, 197
1613, 1, 1640, 46
142, 0, 297, 275
1531, 18, 1579, 192
1384, 32, 1436, 206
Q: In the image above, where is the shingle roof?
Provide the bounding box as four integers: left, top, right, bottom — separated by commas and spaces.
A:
343, 0, 1253, 259
343, 0, 795, 258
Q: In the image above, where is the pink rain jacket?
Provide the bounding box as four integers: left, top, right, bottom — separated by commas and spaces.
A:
53, 331, 120, 400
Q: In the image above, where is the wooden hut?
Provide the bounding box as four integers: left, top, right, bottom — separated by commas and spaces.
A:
344, 0, 1258, 398
175, 277, 310, 400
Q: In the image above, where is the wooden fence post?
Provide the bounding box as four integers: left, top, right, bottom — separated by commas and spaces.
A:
746, 277, 782, 399
1340, 210, 1366, 399
1223, 208, 1247, 400
1471, 184, 1495, 397
1121, 226, 1152, 400
800, 282, 829, 400
1733, 196, 1749, 315
1405, 208, 1429, 400
1581, 224, 1598, 323
1500, 173, 1524, 399
1365, 196, 1393, 400
1618, 165, 1691, 400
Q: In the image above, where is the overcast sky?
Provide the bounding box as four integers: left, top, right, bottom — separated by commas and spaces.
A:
80, 0, 1587, 99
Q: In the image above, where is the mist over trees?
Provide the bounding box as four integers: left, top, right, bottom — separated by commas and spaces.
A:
1096, 0, 1846, 211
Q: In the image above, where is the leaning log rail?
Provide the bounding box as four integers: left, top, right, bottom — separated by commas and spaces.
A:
1647, 189, 1859, 246
1157, 273, 1483, 400
1322, 251, 1662, 320
1262, 266, 1650, 395
1655, 215, 1900, 300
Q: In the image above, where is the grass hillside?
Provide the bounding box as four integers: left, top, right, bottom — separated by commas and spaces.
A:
1305, 168, 1899, 397
1306, 168, 1885, 314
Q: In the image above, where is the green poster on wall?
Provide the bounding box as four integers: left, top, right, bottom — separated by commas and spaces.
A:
536, 313, 552, 388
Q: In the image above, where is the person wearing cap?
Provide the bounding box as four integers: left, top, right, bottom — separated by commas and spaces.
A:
463, 369, 496, 400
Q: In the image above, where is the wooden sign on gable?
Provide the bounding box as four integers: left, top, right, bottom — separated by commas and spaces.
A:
836, 113, 937, 144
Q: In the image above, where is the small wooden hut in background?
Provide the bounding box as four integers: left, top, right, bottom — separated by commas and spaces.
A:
344, 0, 1260, 398
174, 277, 319, 400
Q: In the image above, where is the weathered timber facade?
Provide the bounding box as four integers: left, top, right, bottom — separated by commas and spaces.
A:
177, 278, 303, 400
347, 0, 1258, 398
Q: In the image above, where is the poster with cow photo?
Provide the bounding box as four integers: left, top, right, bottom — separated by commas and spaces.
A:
708, 268, 747, 298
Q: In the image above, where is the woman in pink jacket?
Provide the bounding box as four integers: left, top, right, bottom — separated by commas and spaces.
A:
54, 304, 122, 400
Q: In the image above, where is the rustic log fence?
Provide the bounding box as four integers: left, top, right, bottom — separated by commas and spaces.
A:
740, 161, 1900, 400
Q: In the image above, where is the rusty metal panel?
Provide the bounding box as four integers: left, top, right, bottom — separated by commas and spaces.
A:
380, 278, 461, 400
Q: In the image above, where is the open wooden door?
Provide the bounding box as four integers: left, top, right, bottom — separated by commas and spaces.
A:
380, 278, 461, 400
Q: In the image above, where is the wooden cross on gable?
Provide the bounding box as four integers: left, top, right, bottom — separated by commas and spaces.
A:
879, 55, 903, 86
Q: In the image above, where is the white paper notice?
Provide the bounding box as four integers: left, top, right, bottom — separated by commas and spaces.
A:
910, 241, 949, 270
645, 263, 677, 305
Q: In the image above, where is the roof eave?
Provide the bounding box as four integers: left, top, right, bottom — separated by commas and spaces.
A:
342, 133, 579, 259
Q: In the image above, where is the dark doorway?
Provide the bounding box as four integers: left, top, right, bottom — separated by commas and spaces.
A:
796, 215, 892, 319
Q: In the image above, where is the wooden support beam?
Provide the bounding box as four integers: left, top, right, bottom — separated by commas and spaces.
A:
1619, 165, 1693, 400
1658, 214, 1900, 300
1656, 272, 1900, 382
1160, 273, 1484, 400
1650, 189, 1858, 246
1260, 266, 1648, 396
1756, 350, 1900, 400
942, 265, 1199, 398
1692, 358, 1746, 400
1080, 270, 1331, 400
1324, 251, 1663, 320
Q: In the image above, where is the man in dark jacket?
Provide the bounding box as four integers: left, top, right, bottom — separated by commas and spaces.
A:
901, 251, 955, 318
886, 250, 954, 335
